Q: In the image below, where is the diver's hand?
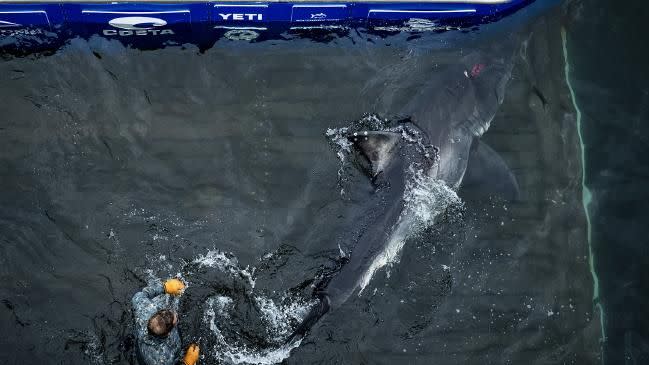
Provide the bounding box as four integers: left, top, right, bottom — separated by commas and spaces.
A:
183, 343, 200, 365
163, 278, 185, 296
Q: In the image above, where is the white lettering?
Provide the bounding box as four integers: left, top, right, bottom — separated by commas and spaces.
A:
1, 28, 44, 36
218, 13, 263, 21
245, 13, 263, 21
101, 28, 175, 37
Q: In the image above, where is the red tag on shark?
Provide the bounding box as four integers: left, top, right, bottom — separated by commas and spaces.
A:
471, 63, 485, 78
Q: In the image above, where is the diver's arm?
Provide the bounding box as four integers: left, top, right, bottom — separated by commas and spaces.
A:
142, 282, 165, 298
131, 282, 165, 310
132, 278, 185, 312
132, 278, 185, 305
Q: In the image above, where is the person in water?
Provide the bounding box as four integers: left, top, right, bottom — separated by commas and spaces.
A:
132, 278, 200, 365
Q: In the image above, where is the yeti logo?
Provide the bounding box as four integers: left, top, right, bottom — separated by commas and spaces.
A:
103, 16, 175, 36
218, 13, 263, 21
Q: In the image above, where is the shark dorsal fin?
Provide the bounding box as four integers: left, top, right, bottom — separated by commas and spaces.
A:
347, 131, 401, 178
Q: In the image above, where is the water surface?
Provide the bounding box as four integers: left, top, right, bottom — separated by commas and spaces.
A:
0, 2, 610, 364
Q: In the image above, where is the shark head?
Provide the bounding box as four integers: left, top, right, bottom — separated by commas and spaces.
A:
394, 51, 516, 190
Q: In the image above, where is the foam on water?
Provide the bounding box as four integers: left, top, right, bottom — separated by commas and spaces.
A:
325, 126, 352, 195
358, 166, 461, 294
84, 332, 105, 365
403, 166, 462, 226
189, 249, 313, 364
203, 293, 310, 364
325, 127, 352, 168
255, 295, 314, 338
208, 295, 234, 318
194, 249, 256, 288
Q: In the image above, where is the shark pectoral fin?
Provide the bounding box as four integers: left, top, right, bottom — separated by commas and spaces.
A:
347, 131, 401, 179
460, 139, 520, 201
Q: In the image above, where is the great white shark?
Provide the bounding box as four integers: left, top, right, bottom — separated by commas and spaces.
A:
287, 51, 521, 343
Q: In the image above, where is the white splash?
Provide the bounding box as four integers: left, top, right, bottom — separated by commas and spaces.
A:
218, 341, 302, 365
194, 249, 234, 269
84, 332, 105, 365
358, 167, 461, 294
204, 294, 310, 365
338, 243, 347, 258
255, 296, 314, 338
325, 127, 352, 181
193, 247, 314, 364
403, 167, 461, 226
193, 249, 256, 288
207, 295, 234, 318
386, 124, 437, 160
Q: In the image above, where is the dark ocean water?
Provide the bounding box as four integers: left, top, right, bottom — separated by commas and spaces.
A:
0, 1, 644, 364
566, 1, 649, 363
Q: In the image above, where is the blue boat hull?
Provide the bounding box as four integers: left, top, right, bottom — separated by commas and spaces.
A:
0, 0, 533, 51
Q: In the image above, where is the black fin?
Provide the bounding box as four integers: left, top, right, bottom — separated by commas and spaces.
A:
285, 293, 330, 344
347, 131, 401, 178
460, 139, 520, 201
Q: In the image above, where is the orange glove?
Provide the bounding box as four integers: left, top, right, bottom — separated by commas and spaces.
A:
183, 343, 200, 365
163, 278, 185, 296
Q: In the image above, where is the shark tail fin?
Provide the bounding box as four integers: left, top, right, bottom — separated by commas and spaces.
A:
285, 293, 331, 344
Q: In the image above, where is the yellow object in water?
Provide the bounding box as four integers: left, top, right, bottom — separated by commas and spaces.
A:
163, 278, 185, 296
183, 343, 200, 365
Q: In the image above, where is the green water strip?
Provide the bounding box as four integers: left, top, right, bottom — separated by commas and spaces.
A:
561, 27, 606, 345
